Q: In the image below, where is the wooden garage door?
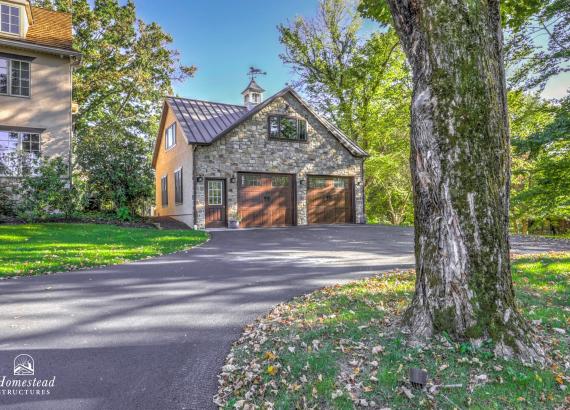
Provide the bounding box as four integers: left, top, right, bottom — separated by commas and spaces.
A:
237, 173, 294, 228
307, 176, 354, 224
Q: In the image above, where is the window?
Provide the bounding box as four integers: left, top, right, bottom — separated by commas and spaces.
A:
271, 175, 289, 187
207, 180, 223, 205
268, 115, 307, 141
1, 4, 20, 35
174, 168, 183, 205
333, 178, 347, 189
0, 57, 30, 97
240, 174, 262, 187
161, 175, 168, 207
165, 123, 176, 150
309, 177, 327, 188
0, 131, 40, 176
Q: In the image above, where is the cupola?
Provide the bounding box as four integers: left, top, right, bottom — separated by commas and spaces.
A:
241, 78, 265, 110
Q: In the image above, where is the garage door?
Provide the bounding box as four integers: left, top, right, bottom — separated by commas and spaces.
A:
307, 176, 354, 224
237, 173, 294, 228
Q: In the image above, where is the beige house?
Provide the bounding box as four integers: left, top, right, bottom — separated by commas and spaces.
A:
152, 81, 368, 229
0, 0, 79, 179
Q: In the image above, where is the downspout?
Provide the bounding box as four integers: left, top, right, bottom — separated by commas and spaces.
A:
361, 157, 366, 224
192, 145, 197, 228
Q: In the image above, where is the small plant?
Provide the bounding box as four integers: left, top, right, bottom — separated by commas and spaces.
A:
115, 206, 132, 222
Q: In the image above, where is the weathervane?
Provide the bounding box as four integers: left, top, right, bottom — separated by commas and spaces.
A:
248, 66, 266, 81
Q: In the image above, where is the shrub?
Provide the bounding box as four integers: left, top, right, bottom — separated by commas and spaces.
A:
17, 157, 77, 221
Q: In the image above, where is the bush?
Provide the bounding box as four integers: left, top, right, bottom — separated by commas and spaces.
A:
17, 157, 77, 221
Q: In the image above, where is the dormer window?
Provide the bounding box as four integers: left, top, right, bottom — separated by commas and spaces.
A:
1, 4, 20, 35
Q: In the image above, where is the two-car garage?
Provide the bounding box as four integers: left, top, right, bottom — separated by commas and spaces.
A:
236, 172, 354, 228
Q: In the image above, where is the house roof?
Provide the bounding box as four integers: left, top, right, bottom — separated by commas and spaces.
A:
166, 97, 248, 144
241, 79, 265, 94
152, 87, 368, 168
0, 7, 78, 56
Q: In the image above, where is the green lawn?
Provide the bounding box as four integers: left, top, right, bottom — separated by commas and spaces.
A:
0, 223, 208, 277
216, 253, 570, 409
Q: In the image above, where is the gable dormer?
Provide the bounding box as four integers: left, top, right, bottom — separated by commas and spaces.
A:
0, 0, 33, 38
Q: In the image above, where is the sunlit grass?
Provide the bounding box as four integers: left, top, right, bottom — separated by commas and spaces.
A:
0, 223, 208, 277
218, 254, 570, 409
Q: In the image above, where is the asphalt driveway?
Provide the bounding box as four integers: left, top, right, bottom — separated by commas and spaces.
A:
0, 225, 568, 410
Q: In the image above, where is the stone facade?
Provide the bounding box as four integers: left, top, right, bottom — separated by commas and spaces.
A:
193, 93, 365, 229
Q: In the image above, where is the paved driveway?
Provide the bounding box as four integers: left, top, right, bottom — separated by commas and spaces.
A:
0, 225, 568, 410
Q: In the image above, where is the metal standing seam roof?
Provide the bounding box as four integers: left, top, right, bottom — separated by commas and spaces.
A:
154, 88, 368, 168
166, 97, 248, 144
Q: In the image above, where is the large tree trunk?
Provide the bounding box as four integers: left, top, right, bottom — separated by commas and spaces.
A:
385, 0, 544, 363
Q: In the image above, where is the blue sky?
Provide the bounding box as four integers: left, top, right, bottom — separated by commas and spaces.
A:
135, 0, 319, 105
134, 0, 567, 105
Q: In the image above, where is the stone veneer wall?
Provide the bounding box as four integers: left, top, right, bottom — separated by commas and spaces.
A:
193, 93, 365, 229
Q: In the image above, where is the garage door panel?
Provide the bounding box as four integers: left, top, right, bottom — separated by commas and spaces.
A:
238, 173, 294, 228
308, 176, 353, 225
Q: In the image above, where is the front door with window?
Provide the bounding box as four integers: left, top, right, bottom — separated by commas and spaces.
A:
205, 179, 226, 228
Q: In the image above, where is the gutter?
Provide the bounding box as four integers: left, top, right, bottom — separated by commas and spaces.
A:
0, 38, 82, 58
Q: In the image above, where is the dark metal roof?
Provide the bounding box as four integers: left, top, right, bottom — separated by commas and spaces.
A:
152, 88, 368, 168
166, 97, 248, 144
241, 79, 265, 94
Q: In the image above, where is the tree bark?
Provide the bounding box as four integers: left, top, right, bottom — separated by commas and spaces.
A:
385, 0, 544, 363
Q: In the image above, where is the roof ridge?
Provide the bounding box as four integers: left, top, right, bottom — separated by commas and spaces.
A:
166, 95, 246, 109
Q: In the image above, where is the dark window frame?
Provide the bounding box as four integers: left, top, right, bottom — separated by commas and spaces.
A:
161, 175, 168, 207
174, 168, 183, 205
267, 114, 308, 142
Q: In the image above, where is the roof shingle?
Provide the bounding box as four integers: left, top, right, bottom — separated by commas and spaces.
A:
25, 7, 74, 51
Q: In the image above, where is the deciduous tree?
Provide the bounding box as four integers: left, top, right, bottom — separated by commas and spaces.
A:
380, 0, 544, 362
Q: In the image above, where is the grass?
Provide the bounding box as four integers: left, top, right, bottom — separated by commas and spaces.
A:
216, 253, 570, 409
0, 223, 208, 277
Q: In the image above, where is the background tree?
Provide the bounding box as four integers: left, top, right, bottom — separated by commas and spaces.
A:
34, 0, 195, 215
279, 0, 413, 224
370, 0, 545, 362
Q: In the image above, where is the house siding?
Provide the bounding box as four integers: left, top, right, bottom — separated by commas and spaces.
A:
153, 105, 195, 227
193, 93, 364, 229
0, 46, 72, 176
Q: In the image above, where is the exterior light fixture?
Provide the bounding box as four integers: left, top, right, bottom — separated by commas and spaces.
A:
299, 179, 305, 185
230, 176, 236, 183
196, 176, 203, 182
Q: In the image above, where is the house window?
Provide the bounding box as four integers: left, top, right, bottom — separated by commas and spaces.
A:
1, 4, 20, 35
0, 131, 40, 176
207, 180, 223, 205
0, 57, 30, 97
165, 123, 176, 150
268, 115, 307, 141
161, 175, 168, 207
174, 168, 183, 205
333, 178, 347, 188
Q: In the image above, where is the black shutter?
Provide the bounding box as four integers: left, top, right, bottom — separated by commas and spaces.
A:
161, 176, 168, 207
175, 169, 183, 204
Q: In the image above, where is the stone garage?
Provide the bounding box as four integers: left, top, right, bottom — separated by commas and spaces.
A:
152, 80, 368, 229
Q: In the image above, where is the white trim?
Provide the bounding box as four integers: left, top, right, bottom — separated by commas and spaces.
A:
164, 122, 176, 151
0, 2, 22, 36
0, 38, 81, 58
